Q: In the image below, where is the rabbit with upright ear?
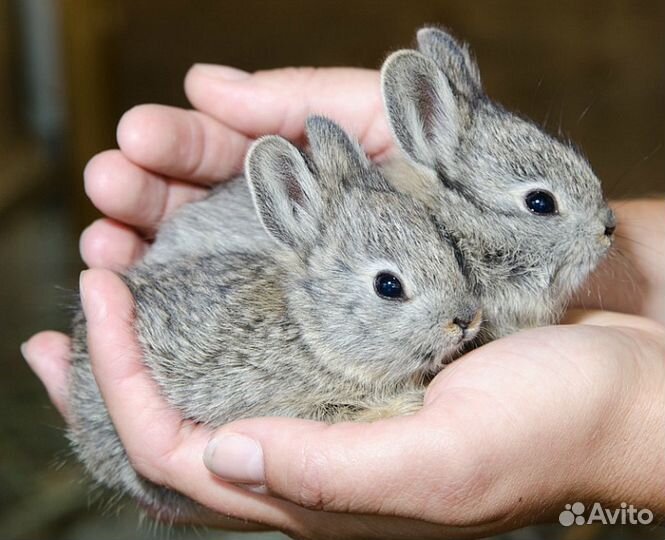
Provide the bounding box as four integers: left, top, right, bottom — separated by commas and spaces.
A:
67, 115, 481, 521
380, 27, 615, 339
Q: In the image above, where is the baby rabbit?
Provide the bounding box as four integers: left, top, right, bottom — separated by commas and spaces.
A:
381, 27, 615, 339
68, 116, 481, 520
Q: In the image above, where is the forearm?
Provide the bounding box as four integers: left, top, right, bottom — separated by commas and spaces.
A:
573, 198, 665, 323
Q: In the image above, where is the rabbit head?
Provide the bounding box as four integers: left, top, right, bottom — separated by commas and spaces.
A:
246, 116, 481, 385
381, 28, 615, 331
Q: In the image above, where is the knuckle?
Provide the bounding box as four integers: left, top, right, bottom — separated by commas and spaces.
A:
181, 113, 207, 179
291, 442, 336, 511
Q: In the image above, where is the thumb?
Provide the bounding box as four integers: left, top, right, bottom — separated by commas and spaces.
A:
203, 413, 468, 518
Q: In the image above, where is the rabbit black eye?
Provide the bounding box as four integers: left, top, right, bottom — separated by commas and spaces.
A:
374, 272, 405, 300
525, 190, 558, 215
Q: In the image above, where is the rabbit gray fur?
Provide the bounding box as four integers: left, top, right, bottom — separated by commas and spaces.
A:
380, 27, 615, 339
143, 176, 270, 264
68, 116, 481, 521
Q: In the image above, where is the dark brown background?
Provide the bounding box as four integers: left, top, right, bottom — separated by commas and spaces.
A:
73, 1, 665, 205
1, 1, 663, 538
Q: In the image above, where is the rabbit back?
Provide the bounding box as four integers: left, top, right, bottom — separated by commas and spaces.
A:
144, 177, 269, 264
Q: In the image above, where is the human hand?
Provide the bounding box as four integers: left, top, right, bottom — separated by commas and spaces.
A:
23, 269, 665, 539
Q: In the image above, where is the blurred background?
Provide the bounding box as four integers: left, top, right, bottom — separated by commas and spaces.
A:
1, 1, 663, 539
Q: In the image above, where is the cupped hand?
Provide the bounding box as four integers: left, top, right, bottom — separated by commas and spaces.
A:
22, 64, 665, 538
23, 269, 665, 539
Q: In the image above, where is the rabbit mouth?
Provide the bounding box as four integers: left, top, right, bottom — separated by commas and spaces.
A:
423, 346, 462, 373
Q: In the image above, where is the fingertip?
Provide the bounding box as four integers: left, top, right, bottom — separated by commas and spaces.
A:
206, 414, 437, 512
83, 149, 126, 204
117, 104, 178, 168
83, 148, 171, 229
184, 65, 251, 108
80, 219, 147, 270
204, 432, 265, 485
22, 331, 71, 368
120, 103, 243, 182
21, 331, 72, 419
79, 268, 133, 325
84, 149, 162, 227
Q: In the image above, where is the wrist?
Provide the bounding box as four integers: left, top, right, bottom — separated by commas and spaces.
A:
573, 325, 665, 517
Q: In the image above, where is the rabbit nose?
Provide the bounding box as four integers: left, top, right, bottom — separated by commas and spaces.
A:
603, 209, 616, 237
452, 309, 482, 332
453, 317, 471, 330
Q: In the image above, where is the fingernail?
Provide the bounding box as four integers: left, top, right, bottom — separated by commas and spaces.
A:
192, 64, 250, 81
79, 270, 107, 322
20, 342, 29, 361
204, 433, 265, 484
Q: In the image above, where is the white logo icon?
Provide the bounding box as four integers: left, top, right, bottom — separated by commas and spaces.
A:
559, 502, 586, 526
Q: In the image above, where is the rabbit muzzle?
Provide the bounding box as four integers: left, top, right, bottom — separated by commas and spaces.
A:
445, 308, 483, 344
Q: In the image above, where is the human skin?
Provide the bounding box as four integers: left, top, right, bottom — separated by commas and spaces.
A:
23, 65, 665, 539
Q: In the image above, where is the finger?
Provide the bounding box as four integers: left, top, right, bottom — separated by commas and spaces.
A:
117, 104, 252, 182
184, 65, 394, 159
21, 331, 71, 420
84, 149, 208, 232
80, 219, 148, 270
202, 412, 475, 519
80, 269, 192, 479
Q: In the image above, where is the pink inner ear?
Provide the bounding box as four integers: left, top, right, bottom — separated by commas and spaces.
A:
275, 155, 306, 207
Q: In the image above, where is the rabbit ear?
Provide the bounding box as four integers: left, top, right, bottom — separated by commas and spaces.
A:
246, 136, 322, 249
381, 50, 461, 171
304, 115, 374, 187
416, 27, 482, 99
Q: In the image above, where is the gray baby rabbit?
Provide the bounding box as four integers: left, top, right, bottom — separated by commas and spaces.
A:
67, 116, 481, 520
381, 27, 615, 339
